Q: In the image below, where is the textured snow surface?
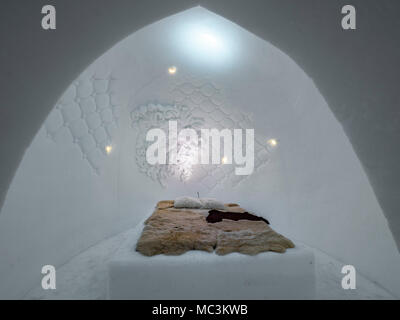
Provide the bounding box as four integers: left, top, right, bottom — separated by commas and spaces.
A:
24, 229, 395, 300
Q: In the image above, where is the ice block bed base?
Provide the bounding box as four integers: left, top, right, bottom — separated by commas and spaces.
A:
108, 222, 315, 300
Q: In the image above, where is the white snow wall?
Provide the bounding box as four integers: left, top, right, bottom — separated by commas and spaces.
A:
0, 8, 399, 298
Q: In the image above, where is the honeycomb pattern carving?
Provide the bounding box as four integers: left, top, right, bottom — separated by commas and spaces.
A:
44, 75, 121, 174
131, 75, 273, 190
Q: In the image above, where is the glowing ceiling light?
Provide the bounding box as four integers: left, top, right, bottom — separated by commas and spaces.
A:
192, 28, 224, 56
176, 23, 232, 66
198, 31, 222, 51
168, 66, 177, 74
105, 145, 113, 154
267, 139, 278, 147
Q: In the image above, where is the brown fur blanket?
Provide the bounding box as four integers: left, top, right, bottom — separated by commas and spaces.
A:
136, 200, 294, 256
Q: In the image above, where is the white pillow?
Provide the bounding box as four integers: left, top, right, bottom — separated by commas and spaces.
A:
174, 196, 202, 208
199, 198, 226, 210
174, 197, 226, 210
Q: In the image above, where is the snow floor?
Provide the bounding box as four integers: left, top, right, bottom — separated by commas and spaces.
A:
24, 228, 395, 300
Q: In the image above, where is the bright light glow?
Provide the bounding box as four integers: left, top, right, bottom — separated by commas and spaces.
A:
197, 31, 223, 51
105, 145, 113, 154
176, 141, 197, 181
168, 66, 177, 74
177, 23, 232, 66
267, 139, 278, 147
221, 156, 228, 164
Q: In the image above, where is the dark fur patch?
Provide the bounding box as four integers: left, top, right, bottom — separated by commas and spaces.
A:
206, 210, 270, 225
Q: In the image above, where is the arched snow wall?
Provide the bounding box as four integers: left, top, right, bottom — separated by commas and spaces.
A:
0, 7, 399, 298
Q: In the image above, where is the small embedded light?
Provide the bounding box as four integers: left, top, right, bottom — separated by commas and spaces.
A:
267, 139, 278, 147
168, 66, 177, 75
105, 145, 113, 154
221, 156, 228, 164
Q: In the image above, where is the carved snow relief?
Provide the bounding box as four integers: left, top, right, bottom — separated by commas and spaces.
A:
44, 75, 121, 174
131, 75, 272, 190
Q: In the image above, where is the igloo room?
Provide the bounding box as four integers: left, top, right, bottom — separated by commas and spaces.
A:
1, 0, 400, 302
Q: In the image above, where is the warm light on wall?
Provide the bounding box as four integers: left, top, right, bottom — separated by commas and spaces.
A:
168, 66, 177, 74
105, 145, 113, 154
221, 156, 228, 164
267, 139, 278, 147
